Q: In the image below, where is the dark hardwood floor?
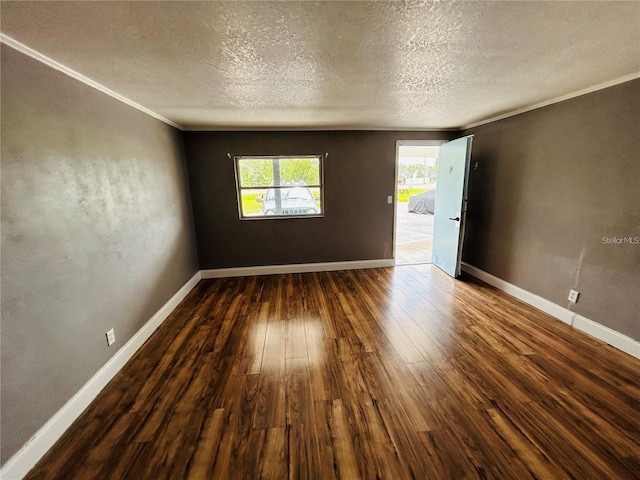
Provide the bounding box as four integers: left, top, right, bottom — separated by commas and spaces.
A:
26, 265, 640, 479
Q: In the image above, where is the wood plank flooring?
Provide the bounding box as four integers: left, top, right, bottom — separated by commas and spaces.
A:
26, 265, 640, 479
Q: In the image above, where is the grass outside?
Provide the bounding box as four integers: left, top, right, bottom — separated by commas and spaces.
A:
397, 187, 430, 203
242, 193, 264, 215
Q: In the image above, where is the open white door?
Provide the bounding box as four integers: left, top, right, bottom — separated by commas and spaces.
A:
432, 136, 473, 278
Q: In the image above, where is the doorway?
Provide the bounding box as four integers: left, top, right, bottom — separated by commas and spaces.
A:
394, 141, 442, 266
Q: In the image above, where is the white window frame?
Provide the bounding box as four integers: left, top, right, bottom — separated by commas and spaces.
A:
234, 155, 324, 220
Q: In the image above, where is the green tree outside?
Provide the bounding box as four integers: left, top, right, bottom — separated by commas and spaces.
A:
280, 158, 320, 185
239, 157, 320, 187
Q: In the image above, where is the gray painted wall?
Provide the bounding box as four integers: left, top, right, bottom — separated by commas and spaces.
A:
0, 45, 199, 463
463, 79, 640, 341
2, 34, 637, 470
183, 130, 456, 269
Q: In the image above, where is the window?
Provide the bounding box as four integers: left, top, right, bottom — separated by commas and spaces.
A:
234, 155, 324, 219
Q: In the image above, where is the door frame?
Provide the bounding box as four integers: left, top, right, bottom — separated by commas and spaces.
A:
393, 140, 447, 265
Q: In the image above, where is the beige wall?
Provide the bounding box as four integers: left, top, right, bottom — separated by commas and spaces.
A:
463, 79, 640, 341
0, 45, 199, 464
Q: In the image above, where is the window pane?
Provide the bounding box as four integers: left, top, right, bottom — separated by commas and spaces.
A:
279, 157, 320, 185
309, 187, 322, 214
239, 188, 269, 217
235, 156, 323, 219
247, 186, 321, 217
237, 158, 274, 188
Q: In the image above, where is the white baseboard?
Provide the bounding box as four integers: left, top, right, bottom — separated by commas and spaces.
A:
201, 259, 394, 279
461, 263, 574, 324
4, 261, 636, 479
461, 262, 639, 360
2, 260, 397, 478
572, 313, 640, 359
0, 271, 202, 480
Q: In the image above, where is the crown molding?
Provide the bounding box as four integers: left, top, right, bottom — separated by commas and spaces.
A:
463, 71, 640, 130
182, 125, 459, 132
2, 32, 637, 134
0, 33, 183, 131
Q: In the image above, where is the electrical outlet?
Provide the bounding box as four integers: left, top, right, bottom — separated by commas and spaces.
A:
568, 290, 579, 303
106, 328, 116, 346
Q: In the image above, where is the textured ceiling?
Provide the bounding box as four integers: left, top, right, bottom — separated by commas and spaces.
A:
1, 1, 639, 130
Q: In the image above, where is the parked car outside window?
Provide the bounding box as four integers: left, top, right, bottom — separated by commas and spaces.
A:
258, 186, 319, 215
